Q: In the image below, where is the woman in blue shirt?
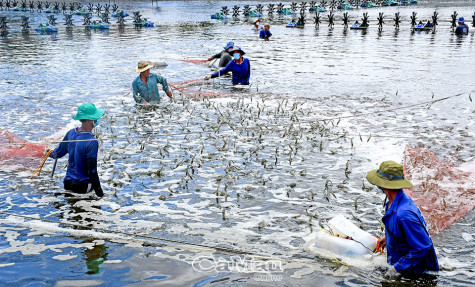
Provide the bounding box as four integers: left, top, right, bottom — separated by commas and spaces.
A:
204, 47, 250, 85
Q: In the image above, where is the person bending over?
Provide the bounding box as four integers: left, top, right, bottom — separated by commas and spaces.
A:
207, 41, 234, 68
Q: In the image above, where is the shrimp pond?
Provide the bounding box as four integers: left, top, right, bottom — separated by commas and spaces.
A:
0, 0, 474, 286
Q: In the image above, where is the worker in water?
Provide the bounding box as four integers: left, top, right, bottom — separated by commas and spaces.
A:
132, 61, 172, 104
366, 161, 439, 276
207, 41, 234, 68
251, 18, 263, 31
49, 103, 105, 197
259, 23, 272, 40
204, 46, 250, 85
455, 17, 469, 35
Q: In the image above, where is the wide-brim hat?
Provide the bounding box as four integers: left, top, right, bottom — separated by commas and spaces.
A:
135, 61, 153, 73
253, 18, 260, 24
72, 103, 105, 121
458, 17, 465, 23
229, 46, 245, 55
224, 41, 234, 50
366, 160, 413, 189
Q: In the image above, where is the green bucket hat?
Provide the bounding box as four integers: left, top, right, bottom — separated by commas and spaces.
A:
366, 160, 413, 189
72, 103, 105, 121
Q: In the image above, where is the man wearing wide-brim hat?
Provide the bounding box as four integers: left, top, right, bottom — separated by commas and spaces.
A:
366, 161, 439, 276
49, 103, 105, 197
132, 61, 173, 104
204, 46, 250, 85
455, 17, 469, 35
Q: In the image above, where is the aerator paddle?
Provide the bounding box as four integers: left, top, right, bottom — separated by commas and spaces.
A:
342, 12, 350, 27
267, 4, 275, 15
255, 4, 263, 14
393, 12, 401, 28
314, 12, 321, 27
328, 11, 335, 27
232, 5, 240, 17
410, 12, 417, 27
450, 11, 458, 29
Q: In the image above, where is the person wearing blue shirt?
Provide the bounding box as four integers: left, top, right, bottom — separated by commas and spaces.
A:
49, 103, 105, 197
260, 24, 272, 41
204, 47, 250, 85
455, 17, 469, 35
132, 61, 173, 104
366, 161, 439, 276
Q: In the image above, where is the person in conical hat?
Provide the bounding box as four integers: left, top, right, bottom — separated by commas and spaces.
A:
132, 61, 173, 104
366, 160, 439, 276
251, 18, 263, 31
49, 103, 105, 197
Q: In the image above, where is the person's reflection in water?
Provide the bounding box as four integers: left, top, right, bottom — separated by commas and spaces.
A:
53, 192, 108, 274
84, 240, 108, 275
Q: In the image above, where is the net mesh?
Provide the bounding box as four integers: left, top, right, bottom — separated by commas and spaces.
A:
170, 78, 231, 99
404, 145, 475, 234
0, 128, 47, 170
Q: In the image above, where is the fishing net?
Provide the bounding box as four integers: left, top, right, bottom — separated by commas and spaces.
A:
177, 59, 209, 64
404, 145, 475, 234
170, 78, 207, 88
170, 78, 231, 99
0, 128, 47, 171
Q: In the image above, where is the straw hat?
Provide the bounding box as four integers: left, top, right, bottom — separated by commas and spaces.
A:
366, 161, 413, 189
253, 18, 260, 24
72, 103, 105, 121
135, 61, 153, 73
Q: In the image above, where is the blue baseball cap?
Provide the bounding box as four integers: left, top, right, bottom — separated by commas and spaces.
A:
224, 41, 234, 50
458, 17, 464, 23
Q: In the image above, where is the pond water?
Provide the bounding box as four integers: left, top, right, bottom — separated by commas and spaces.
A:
0, 1, 474, 286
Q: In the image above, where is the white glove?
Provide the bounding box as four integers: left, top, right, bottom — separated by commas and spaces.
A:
385, 265, 400, 278
204, 75, 211, 80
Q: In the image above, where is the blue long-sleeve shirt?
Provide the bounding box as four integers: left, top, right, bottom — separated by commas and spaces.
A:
383, 190, 439, 273
211, 58, 250, 85
132, 73, 170, 103
259, 29, 272, 39
455, 24, 469, 35
50, 128, 98, 183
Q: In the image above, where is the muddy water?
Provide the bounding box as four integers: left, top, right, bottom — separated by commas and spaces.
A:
0, 1, 474, 286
